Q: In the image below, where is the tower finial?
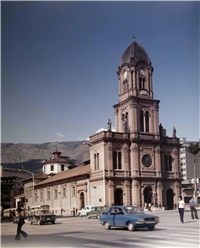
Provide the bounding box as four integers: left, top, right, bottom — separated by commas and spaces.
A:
133, 36, 136, 42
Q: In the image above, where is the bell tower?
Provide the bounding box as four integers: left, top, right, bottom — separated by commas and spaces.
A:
113, 37, 160, 139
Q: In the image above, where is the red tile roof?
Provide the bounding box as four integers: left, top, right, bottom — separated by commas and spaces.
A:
35, 164, 90, 187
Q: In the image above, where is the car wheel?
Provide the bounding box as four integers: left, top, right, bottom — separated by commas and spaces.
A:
29, 221, 32, 225
148, 225, 155, 231
104, 222, 110, 230
37, 219, 41, 226
88, 215, 90, 219
127, 221, 135, 231
79, 213, 82, 217
52, 221, 55, 224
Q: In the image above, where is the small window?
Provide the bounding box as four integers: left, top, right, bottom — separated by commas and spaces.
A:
61, 164, 64, 171
51, 165, 54, 171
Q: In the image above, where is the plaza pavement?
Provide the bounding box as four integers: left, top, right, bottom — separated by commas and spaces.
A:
1, 210, 199, 248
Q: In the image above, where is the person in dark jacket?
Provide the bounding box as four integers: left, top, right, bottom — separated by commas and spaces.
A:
189, 196, 199, 219
15, 207, 28, 240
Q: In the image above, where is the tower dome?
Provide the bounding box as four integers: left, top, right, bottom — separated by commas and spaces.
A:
120, 37, 150, 66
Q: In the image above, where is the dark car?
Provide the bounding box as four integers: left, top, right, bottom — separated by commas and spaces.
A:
99, 206, 159, 231
87, 206, 108, 219
27, 209, 56, 225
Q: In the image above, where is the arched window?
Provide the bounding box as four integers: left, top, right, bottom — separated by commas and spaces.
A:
113, 152, 117, 170
94, 154, 97, 170
51, 165, 54, 171
61, 164, 64, 171
145, 111, 149, 132
169, 155, 172, 171
139, 78, 142, 89
143, 78, 145, 89
123, 80, 128, 92
118, 152, 122, 169
94, 153, 100, 171
97, 153, 99, 170
140, 111, 144, 132
164, 155, 168, 171
113, 151, 122, 170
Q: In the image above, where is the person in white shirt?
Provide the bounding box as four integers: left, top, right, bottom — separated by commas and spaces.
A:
178, 196, 185, 223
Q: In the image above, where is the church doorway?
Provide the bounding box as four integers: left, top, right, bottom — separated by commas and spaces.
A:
144, 187, 152, 204
115, 188, 123, 205
80, 192, 85, 209
167, 189, 174, 210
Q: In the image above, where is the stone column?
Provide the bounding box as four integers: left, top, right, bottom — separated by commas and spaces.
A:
155, 145, 161, 177
124, 180, 131, 205
114, 107, 119, 132
157, 181, 163, 207
174, 181, 181, 208
132, 68, 136, 95
107, 142, 113, 177
149, 71, 153, 98
153, 103, 160, 139
172, 147, 179, 178
132, 179, 140, 206
130, 143, 139, 177
108, 180, 114, 207
122, 143, 129, 177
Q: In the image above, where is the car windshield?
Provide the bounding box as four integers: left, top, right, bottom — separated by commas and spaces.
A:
124, 206, 144, 214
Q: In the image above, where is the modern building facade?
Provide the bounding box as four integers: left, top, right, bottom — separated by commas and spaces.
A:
180, 137, 200, 180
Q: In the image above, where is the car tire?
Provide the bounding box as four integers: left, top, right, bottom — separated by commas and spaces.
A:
127, 222, 135, 231
148, 225, 155, 231
79, 213, 82, 218
38, 219, 41, 226
29, 221, 32, 225
104, 222, 110, 230
52, 221, 55, 224
88, 215, 90, 219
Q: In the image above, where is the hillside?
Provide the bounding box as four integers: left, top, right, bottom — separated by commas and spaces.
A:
1, 141, 90, 174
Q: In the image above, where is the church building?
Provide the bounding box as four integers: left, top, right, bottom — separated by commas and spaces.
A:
23, 37, 182, 212
89, 37, 182, 210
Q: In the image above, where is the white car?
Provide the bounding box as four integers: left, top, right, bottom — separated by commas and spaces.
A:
78, 206, 102, 217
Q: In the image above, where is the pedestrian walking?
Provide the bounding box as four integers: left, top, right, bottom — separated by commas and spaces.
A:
148, 203, 152, 211
178, 196, 185, 223
61, 208, 63, 215
15, 207, 28, 240
72, 208, 75, 217
75, 208, 78, 215
189, 196, 199, 219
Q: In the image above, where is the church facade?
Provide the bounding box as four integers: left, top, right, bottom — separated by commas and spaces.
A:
89, 37, 182, 210
22, 37, 182, 212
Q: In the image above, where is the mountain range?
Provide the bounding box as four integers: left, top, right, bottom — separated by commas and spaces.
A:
1, 141, 90, 174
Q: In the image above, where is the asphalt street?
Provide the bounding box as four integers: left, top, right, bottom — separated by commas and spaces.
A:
1, 210, 200, 248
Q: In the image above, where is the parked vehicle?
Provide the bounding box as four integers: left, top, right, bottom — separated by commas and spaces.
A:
78, 205, 103, 217
99, 206, 159, 231
87, 206, 108, 219
27, 206, 56, 225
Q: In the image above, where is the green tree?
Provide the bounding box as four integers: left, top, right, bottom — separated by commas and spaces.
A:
188, 142, 200, 204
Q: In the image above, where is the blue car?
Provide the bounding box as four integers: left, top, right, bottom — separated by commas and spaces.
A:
99, 206, 159, 231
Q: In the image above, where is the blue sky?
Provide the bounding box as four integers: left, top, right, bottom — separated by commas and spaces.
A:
2, 1, 199, 143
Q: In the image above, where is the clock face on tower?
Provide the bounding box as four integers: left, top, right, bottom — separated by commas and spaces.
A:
140, 69, 145, 76
124, 71, 127, 78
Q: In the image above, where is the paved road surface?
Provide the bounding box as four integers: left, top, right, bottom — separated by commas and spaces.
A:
1, 210, 199, 248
